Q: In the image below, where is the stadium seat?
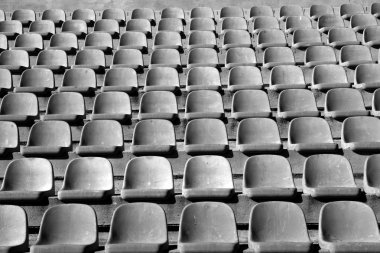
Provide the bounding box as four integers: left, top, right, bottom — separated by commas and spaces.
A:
288, 117, 337, 152
318, 14, 344, 33
21, 121, 71, 156
303, 154, 359, 198
249, 6, 273, 18
186, 67, 221, 91
0, 20, 22, 38
118, 31, 148, 52
126, 19, 152, 38
184, 118, 228, 155
111, 49, 144, 71
131, 8, 155, 25
0, 121, 18, 155
328, 28, 359, 48
59, 68, 97, 94
149, 49, 181, 70
319, 201, 380, 253
340, 3, 364, 19
243, 155, 296, 198
341, 116, 380, 151
0, 69, 11, 92
161, 7, 185, 21
183, 155, 234, 200
185, 90, 224, 120
372, 89, 380, 117
145, 67, 180, 92
280, 5, 303, 21
178, 202, 238, 253
340, 45, 373, 67
101, 8, 125, 25
188, 31, 217, 50
76, 120, 124, 155
220, 6, 243, 18
0, 34, 7, 51
61, 20, 87, 38
121, 156, 174, 200
0, 93, 39, 123
0, 205, 28, 252
190, 7, 215, 19
363, 26, 380, 47
157, 18, 184, 36
29, 20, 55, 38
311, 64, 350, 90
72, 8, 96, 26
257, 29, 287, 49
292, 29, 323, 49
42, 9, 65, 25
372, 2, 380, 17
364, 154, 380, 195
237, 118, 282, 153
231, 90, 271, 119
15, 68, 55, 94
90, 92, 131, 122
228, 66, 263, 91
350, 14, 377, 32
139, 91, 178, 120
221, 17, 247, 33
263, 47, 295, 68
12, 9, 35, 26
325, 88, 368, 118
105, 203, 168, 253
252, 16, 279, 33
285, 16, 312, 34
277, 89, 319, 119
222, 30, 251, 50
101, 68, 138, 93
187, 48, 218, 68
83, 32, 113, 52
33, 49, 68, 73
225, 48, 256, 69
354, 64, 380, 90
131, 119, 176, 155
31, 204, 98, 253
304, 46, 337, 67
248, 202, 311, 253
269, 65, 306, 90
72, 49, 105, 72
0, 50, 29, 72
58, 157, 114, 201
189, 18, 215, 32
48, 33, 78, 53
0, 158, 54, 202
94, 19, 119, 38
43, 92, 85, 122
153, 31, 182, 51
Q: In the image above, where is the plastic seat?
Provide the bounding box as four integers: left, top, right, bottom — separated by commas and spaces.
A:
0, 205, 28, 252
72, 49, 105, 73
185, 90, 224, 120
121, 156, 174, 200
305, 46, 337, 67
0, 34, 7, 51
311, 65, 349, 90
257, 29, 287, 49
221, 17, 247, 33
186, 67, 221, 91
42, 9, 66, 25
15, 68, 55, 94
319, 201, 380, 253
0, 122, 17, 155
340, 3, 364, 19
372, 89, 380, 116
31, 204, 98, 253
220, 6, 243, 18
101, 8, 125, 25
149, 49, 181, 70
153, 31, 182, 51
0, 21, 22, 38
252, 16, 279, 34
48, 33, 78, 53
188, 48, 218, 69
72, 9, 96, 26
364, 154, 380, 195
263, 47, 295, 68
184, 118, 228, 155
90, 92, 131, 122
222, 30, 251, 50
0, 10, 4, 22
58, 157, 114, 201
0, 93, 39, 123
280, 5, 303, 21
189, 18, 215, 32
21, 121, 71, 156
12, 9, 35, 26
131, 119, 176, 155
157, 18, 184, 37
228, 66, 263, 91
161, 7, 185, 22
363, 26, 380, 47
237, 118, 282, 153
126, 19, 152, 38
328, 28, 359, 48
318, 14, 344, 33
43, 92, 85, 122
231, 90, 271, 119
59, 68, 96, 94
111, 49, 144, 71
183, 156, 234, 200
342, 116, 380, 151
248, 202, 311, 253
249, 6, 273, 18
190, 7, 215, 19
178, 202, 238, 253
292, 29, 323, 49
102, 68, 138, 93
76, 120, 124, 155
288, 117, 337, 152
225, 48, 256, 69
139, 91, 178, 120
0, 50, 29, 72
278, 89, 319, 119
269, 65, 306, 90
83, 32, 113, 52
188, 31, 217, 50
105, 203, 168, 253
243, 155, 296, 198
354, 64, 380, 90
145, 67, 180, 92
0, 69, 11, 92
33, 49, 68, 73
325, 88, 368, 118
303, 154, 359, 198
351, 14, 377, 32
94, 19, 119, 37
61, 20, 87, 38
29, 20, 55, 38
0, 158, 53, 202
118, 32, 147, 52
340, 45, 373, 67
310, 5, 333, 20
285, 16, 312, 34
131, 8, 155, 25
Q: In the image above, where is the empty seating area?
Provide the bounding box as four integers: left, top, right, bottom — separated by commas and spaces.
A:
2, 1, 380, 252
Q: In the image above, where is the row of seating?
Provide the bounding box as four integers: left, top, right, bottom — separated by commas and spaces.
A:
1, 201, 379, 253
